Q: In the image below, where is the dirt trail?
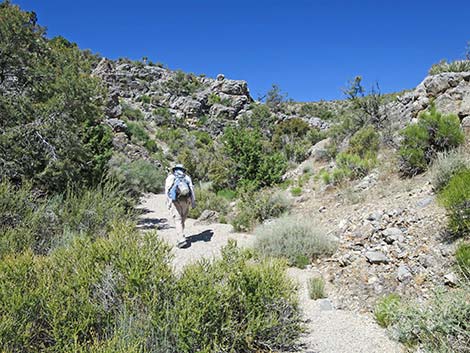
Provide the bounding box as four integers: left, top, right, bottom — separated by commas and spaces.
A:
138, 193, 403, 353
137, 193, 252, 271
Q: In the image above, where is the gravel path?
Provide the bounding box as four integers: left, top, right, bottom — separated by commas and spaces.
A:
137, 193, 252, 271
138, 193, 403, 353
288, 268, 403, 353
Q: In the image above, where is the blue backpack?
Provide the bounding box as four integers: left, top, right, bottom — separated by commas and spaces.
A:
168, 171, 191, 201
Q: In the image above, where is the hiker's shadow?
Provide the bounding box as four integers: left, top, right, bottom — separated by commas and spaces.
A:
187, 229, 214, 243
137, 217, 171, 230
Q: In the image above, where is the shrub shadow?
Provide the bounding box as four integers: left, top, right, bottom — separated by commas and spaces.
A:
137, 217, 171, 230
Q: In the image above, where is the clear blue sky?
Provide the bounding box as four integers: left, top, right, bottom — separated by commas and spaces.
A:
13, 0, 470, 102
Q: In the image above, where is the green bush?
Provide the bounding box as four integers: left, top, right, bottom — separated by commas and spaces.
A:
172, 242, 302, 352
429, 59, 470, 75
0, 235, 302, 352
318, 169, 332, 184
126, 121, 150, 144
222, 127, 288, 189
0, 222, 175, 352
0, 181, 52, 257
138, 94, 151, 104
272, 118, 324, 163
163, 70, 202, 96
392, 285, 470, 352
0, 181, 129, 257
299, 102, 335, 120
430, 148, 470, 191
399, 106, 464, 177
121, 103, 144, 120
253, 216, 338, 267
216, 188, 237, 200
188, 185, 230, 220
308, 277, 326, 300
232, 190, 291, 232
0, 3, 113, 194
456, 242, 470, 277
329, 152, 376, 184
438, 169, 470, 237
348, 125, 379, 157
290, 186, 302, 197
374, 293, 401, 328
108, 155, 166, 196
239, 104, 276, 132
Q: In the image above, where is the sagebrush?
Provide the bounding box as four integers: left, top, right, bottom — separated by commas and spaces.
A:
254, 216, 337, 267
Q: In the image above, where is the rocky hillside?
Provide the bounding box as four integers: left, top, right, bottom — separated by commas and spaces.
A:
93, 58, 253, 134
388, 71, 470, 130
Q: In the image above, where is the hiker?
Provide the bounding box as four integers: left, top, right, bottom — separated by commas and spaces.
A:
165, 164, 196, 248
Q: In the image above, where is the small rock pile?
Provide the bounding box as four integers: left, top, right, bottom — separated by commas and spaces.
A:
318, 201, 455, 311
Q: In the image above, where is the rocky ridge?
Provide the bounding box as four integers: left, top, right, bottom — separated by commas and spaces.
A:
388, 71, 470, 130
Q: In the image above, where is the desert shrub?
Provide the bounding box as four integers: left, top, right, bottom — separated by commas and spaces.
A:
222, 127, 288, 189
216, 188, 237, 200
163, 70, 201, 96
429, 59, 470, 75
266, 84, 288, 112
318, 169, 332, 184
188, 185, 230, 219
438, 169, 470, 237
0, 232, 303, 352
308, 277, 326, 300
343, 76, 387, 129
121, 103, 144, 120
138, 94, 151, 104
232, 189, 291, 232
399, 106, 464, 177
0, 181, 129, 257
108, 155, 166, 195
456, 242, 470, 277
329, 152, 376, 184
172, 242, 302, 352
0, 4, 113, 194
290, 186, 302, 197
0, 222, 175, 352
239, 104, 276, 133
430, 148, 470, 191
0, 181, 52, 257
207, 93, 231, 106
392, 285, 470, 352
374, 294, 401, 328
254, 216, 338, 267
143, 139, 159, 153
348, 125, 380, 157
299, 102, 336, 120
272, 118, 324, 163
152, 106, 180, 126
56, 184, 129, 240
126, 121, 149, 144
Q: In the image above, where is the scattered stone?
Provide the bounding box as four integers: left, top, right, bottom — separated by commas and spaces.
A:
418, 254, 436, 268
105, 118, 127, 132
382, 227, 405, 244
444, 272, 458, 287
296, 194, 310, 203
195, 210, 219, 225
317, 299, 334, 311
318, 206, 326, 213
365, 251, 390, 264
417, 197, 434, 208
308, 138, 331, 161
367, 211, 383, 222
397, 265, 412, 282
